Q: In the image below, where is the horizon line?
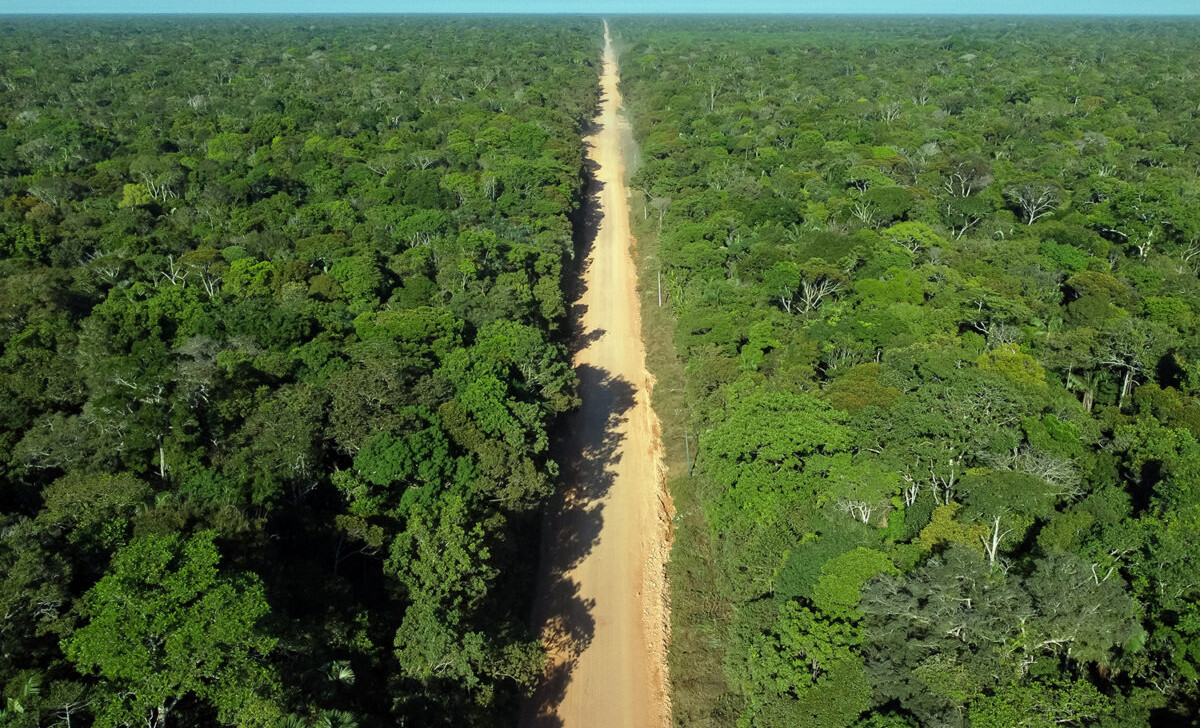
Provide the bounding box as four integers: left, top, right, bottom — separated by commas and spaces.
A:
5, 10, 1200, 15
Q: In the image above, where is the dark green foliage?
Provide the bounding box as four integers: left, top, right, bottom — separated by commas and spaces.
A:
0, 15, 599, 727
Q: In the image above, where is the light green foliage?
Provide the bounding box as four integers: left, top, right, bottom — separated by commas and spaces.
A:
62, 532, 279, 728
918, 504, 989, 554
747, 601, 861, 694
845, 165, 893, 191
328, 255, 383, 312
205, 131, 249, 163
118, 182, 152, 208
224, 258, 276, 299
882, 222, 945, 255
1143, 295, 1194, 328
818, 455, 901, 523
705, 390, 853, 485
775, 526, 878, 603
10, 12, 1200, 728
811, 548, 898, 619
1021, 414, 1086, 459
969, 679, 1111, 728
740, 320, 780, 372
975, 344, 1047, 386
1038, 240, 1091, 273
741, 602, 870, 728
439, 319, 576, 456
852, 269, 925, 307
387, 494, 543, 698
704, 389, 853, 531
390, 493, 495, 631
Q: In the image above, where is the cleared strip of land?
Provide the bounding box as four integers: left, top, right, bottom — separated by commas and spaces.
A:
521, 21, 672, 728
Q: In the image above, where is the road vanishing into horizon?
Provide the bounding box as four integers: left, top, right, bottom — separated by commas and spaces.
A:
520, 20, 672, 728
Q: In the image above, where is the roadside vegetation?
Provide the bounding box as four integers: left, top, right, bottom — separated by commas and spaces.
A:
617, 16, 1200, 728
0, 16, 599, 728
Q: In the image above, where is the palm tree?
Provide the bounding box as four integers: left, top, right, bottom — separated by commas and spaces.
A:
1066, 369, 1102, 412
315, 710, 358, 728
0, 674, 42, 725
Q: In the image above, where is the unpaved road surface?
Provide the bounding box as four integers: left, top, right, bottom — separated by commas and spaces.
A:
521, 20, 672, 728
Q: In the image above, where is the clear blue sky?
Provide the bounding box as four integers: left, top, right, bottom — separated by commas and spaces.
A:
4, 0, 1197, 13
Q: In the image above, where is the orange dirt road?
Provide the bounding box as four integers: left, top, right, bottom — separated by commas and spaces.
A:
521, 20, 672, 728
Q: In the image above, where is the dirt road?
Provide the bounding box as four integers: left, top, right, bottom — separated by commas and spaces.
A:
521, 20, 672, 728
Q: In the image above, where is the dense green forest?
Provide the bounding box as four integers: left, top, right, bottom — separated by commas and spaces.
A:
7, 12, 1200, 728
0, 16, 599, 727
617, 16, 1200, 728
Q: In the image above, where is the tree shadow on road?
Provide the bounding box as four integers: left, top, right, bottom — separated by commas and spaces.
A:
520, 78, 636, 727
563, 147, 605, 348
520, 363, 636, 728
572, 153, 604, 263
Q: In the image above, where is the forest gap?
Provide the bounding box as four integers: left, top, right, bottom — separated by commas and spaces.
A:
521, 20, 672, 728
